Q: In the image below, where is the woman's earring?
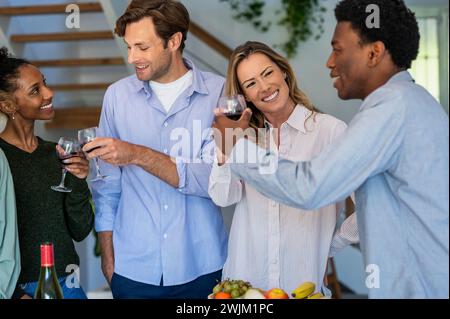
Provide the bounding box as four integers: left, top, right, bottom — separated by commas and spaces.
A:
11, 112, 16, 120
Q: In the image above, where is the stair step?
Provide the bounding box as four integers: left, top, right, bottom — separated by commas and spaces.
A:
45, 106, 101, 130
31, 57, 124, 67
49, 83, 112, 91
11, 31, 114, 43
0, 3, 102, 15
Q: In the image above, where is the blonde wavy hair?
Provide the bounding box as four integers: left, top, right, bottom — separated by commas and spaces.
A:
225, 41, 318, 130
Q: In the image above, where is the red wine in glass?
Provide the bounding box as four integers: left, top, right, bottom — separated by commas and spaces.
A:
79, 143, 101, 154
217, 95, 247, 121
224, 112, 243, 121
51, 137, 81, 193
78, 127, 107, 181
58, 152, 80, 165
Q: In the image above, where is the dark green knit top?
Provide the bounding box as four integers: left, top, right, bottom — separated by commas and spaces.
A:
0, 137, 94, 284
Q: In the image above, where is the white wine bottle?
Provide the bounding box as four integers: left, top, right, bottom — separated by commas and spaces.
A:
34, 242, 64, 299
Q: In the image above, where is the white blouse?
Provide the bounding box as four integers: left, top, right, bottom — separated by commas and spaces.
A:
208, 105, 359, 295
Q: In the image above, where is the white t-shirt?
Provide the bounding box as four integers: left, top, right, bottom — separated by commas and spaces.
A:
149, 70, 193, 113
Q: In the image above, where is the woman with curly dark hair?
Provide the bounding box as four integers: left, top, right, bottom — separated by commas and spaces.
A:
0, 47, 94, 299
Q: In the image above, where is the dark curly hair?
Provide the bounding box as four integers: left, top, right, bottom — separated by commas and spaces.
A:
335, 0, 420, 69
0, 46, 30, 93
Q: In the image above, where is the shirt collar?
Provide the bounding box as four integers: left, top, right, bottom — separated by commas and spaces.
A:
131, 58, 209, 95
264, 104, 310, 134
360, 70, 415, 111
386, 70, 414, 85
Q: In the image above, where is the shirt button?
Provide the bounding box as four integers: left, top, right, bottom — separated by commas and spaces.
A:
163, 149, 168, 154
163, 234, 168, 239
164, 122, 168, 127
164, 205, 168, 210
271, 201, 277, 207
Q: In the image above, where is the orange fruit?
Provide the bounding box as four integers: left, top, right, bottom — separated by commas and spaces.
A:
215, 292, 232, 299
265, 288, 289, 299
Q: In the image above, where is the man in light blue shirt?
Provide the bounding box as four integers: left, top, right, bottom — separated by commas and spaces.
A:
84, 0, 227, 298
213, 0, 449, 298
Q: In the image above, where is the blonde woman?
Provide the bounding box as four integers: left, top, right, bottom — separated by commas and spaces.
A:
208, 41, 358, 296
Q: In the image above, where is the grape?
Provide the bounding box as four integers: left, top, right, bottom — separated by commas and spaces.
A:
213, 284, 222, 294
231, 289, 240, 298
223, 283, 232, 293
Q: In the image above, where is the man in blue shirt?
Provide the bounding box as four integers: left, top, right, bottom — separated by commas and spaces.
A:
213, 0, 449, 298
84, 0, 228, 298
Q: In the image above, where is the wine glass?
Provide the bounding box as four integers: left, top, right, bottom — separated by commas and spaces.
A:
51, 137, 81, 193
78, 127, 106, 182
217, 94, 247, 120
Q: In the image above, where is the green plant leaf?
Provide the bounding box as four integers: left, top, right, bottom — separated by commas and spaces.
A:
222, 0, 326, 57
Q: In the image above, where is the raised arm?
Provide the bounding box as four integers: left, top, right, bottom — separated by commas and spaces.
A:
230, 88, 405, 210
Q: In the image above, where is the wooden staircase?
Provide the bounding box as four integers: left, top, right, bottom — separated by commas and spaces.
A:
0, 2, 232, 130
0, 2, 121, 129
10, 30, 114, 43
0, 3, 102, 15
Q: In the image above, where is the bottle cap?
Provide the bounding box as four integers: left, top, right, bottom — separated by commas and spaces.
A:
40, 242, 54, 267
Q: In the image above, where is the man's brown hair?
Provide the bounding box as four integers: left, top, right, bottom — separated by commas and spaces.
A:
115, 0, 190, 52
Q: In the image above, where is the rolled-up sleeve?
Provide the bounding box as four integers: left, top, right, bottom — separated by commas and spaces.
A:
176, 133, 216, 198
208, 161, 243, 207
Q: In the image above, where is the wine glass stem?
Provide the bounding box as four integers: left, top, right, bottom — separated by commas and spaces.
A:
94, 158, 102, 176
59, 168, 67, 188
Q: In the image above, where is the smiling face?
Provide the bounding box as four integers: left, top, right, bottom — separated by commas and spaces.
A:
237, 52, 294, 118
124, 17, 173, 82
326, 22, 373, 100
12, 64, 54, 121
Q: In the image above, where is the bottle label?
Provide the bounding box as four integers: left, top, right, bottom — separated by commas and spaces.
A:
40, 243, 54, 267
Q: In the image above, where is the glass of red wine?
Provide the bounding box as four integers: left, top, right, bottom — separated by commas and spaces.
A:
78, 127, 106, 182
51, 137, 81, 193
217, 94, 247, 120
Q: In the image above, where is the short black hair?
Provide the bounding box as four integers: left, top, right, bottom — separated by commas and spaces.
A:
0, 47, 30, 93
335, 0, 420, 69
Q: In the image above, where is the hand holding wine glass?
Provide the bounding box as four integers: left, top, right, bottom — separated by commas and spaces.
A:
217, 94, 247, 120
212, 104, 253, 162
56, 144, 90, 180
51, 137, 81, 193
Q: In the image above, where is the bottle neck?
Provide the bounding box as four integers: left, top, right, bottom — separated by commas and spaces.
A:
40, 243, 54, 267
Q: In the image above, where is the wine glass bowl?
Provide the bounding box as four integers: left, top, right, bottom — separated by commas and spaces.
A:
51, 137, 80, 193
217, 95, 247, 120
78, 127, 106, 181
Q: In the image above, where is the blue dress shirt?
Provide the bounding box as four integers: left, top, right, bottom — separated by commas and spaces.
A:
92, 59, 228, 286
230, 71, 449, 298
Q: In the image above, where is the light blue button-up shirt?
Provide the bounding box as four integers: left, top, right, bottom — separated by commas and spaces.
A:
92, 59, 228, 286
230, 71, 449, 298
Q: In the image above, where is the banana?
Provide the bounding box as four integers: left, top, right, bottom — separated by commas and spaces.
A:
306, 292, 324, 299
291, 282, 316, 299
